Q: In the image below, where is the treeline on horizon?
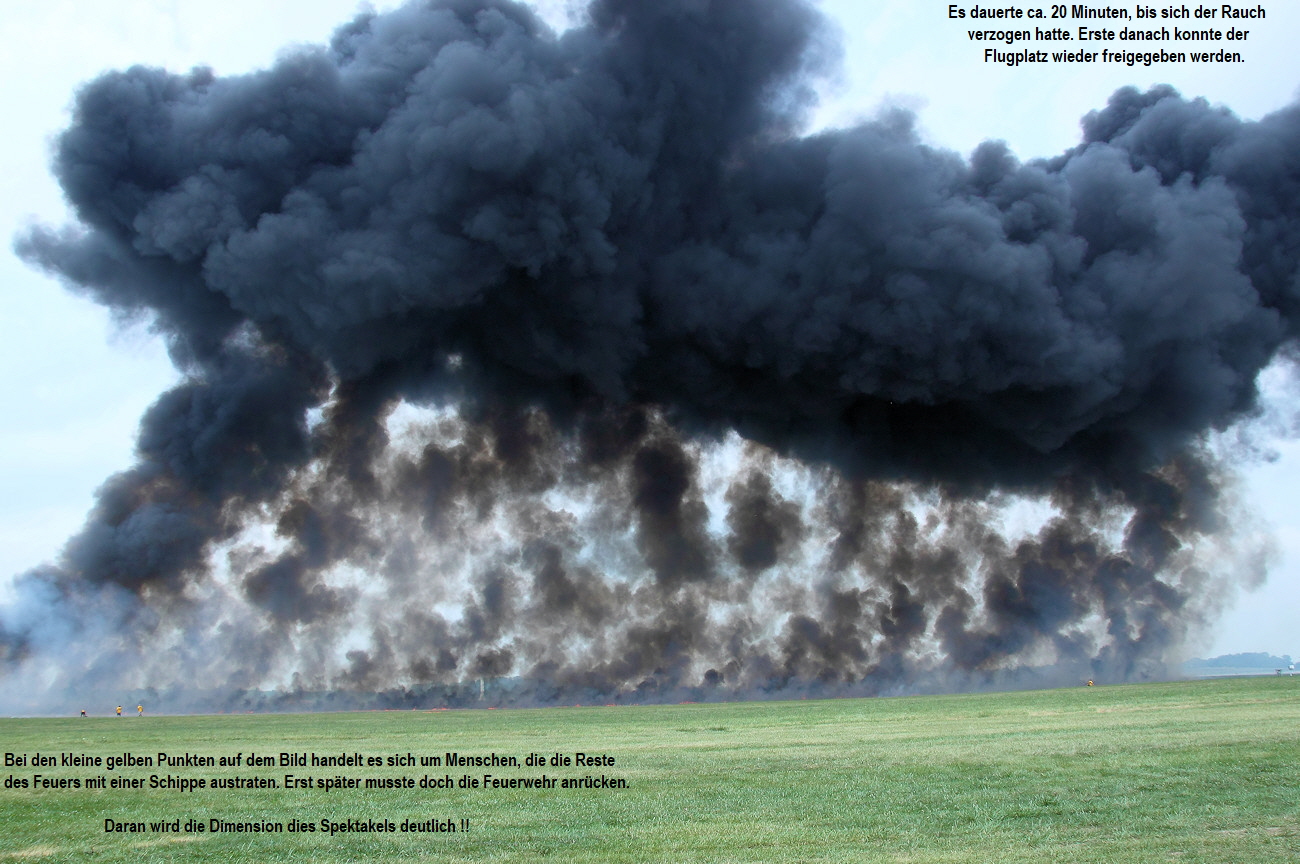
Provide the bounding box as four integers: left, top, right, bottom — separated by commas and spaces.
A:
1185, 652, 1294, 668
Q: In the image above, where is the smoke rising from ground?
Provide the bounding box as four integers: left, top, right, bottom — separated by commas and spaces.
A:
3, 0, 1296, 710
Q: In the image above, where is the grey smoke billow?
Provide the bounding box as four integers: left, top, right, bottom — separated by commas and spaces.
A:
4, 0, 1298, 709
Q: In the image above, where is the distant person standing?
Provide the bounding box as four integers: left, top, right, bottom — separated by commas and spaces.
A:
137, 705, 143, 716
116, 705, 122, 716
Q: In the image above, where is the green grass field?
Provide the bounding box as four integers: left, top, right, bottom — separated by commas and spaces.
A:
1, 676, 1297, 862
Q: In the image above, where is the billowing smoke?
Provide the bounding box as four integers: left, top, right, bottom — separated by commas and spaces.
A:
4, 0, 1296, 710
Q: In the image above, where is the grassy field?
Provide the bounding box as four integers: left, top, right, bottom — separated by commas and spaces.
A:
0, 676, 1297, 862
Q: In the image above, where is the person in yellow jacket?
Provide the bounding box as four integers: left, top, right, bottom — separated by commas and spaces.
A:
116, 706, 122, 716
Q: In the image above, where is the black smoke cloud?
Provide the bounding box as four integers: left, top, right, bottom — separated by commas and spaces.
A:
3, 0, 1296, 710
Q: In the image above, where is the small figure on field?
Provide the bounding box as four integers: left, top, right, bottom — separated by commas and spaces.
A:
116, 705, 122, 716
1086, 680, 1094, 687
79, 709, 86, 716
137, 705, 143, 716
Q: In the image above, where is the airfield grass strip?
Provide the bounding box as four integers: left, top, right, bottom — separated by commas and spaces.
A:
0, 676, 1297, 862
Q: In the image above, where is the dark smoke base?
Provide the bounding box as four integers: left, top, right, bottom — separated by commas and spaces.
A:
4, 0, 1297, 711
37, 658, 1139, 717
0, 405, 1263, 714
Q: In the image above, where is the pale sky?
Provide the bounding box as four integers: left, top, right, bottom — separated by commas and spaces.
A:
2, 0, 1297, 660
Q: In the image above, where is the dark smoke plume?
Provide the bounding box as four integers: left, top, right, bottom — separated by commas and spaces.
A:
4, 0, 1295, 711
